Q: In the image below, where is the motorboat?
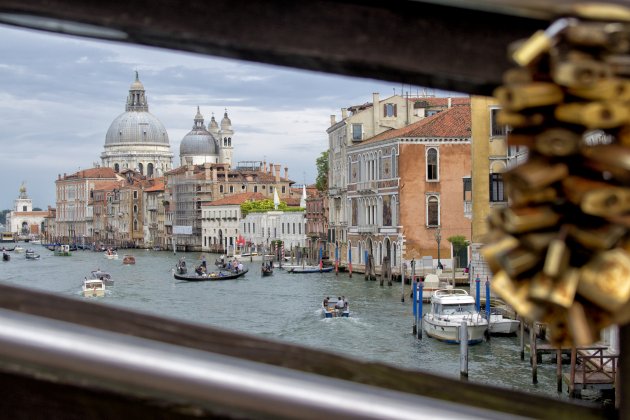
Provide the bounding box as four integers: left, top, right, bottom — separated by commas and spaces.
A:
25, 249, 40, 260
122, 255, 136, 265
14, 246, 25, 253
30, 239, 42, 245
174, 267, 249, 282
322, 297, 350, 318
82, 278, 106, 297
54, 244, 72, 256
104, 249, 118, 259
88, 269, 114, 286
488, 313, 520, 335
288, 265, 334, 274
423, 289, 488, 345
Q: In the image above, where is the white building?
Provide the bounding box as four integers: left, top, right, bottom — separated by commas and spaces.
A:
101, 72, 173, 177
5, 184, 47, 238
201, 192, 264, 253
240, 210, 307, 254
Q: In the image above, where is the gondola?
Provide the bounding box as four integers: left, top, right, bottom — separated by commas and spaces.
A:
261, 264, 273, 277
2, 252, 9, 262
174, 267, 248, 281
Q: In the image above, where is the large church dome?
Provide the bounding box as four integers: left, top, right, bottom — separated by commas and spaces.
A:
105, 73, 169, 145
101, 72, 173, 177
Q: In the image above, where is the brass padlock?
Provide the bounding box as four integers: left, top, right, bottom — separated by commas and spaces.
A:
535, 127, 583, 156
520, 231, 557, 252
497, 110, 546, 128
480, 234, 520, 273
504, 248, 541, 278
504, 158, 568, 190
567, 301, 598, 346
564, 22, 630, 53
555, 101, 630, 129
491, 271, 543, 321
567, 78, 630, 101
549, 268, 580, 308
509, 186, 558, 207
494, 83, 564, 112
563, 176, 630, 217
503, 206, 561, 234
577, 249, 630, 312
582, 144, 630, 183
529, 272, 555, 303
543, 227, 570, 278
569, 223, 627, 250
552, 56, 612, 88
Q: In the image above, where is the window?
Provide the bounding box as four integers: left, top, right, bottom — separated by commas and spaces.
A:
133, 191, 138, 199
384, 103, 397, 117
490, 173, 506, 202
491, 108, 507, 136
427, 195, 439, 226
282, 186, 286, 193
427, 148, 438, 181
254, 186, 258, 192
220, 185, 224, 193
229, 186, 234, 193
391, 149, 397, 177
463, 177, 472, 201
352, 123, 362, 141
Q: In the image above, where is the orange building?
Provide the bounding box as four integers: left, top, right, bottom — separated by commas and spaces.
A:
346, 102, 472, 270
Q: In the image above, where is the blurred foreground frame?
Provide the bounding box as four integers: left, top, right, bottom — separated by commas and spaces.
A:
0, 0, 625, 418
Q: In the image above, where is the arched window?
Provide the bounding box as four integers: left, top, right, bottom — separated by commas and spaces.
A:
114, 163, 120, 173
133, 219, 138, 231
138, 163, 144, 175
427, 195, 439, 226
228, 137, 232, 146
391, 148, 397, 177
133, 205, 138, 214
427, 148, 438, 181
220, 185, 224, 193
147, 163, 154, 177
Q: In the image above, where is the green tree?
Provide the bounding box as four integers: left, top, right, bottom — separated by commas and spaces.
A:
315, 150, 329, 192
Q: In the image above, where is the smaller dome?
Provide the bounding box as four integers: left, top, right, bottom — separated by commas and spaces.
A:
180, 108, 218, 156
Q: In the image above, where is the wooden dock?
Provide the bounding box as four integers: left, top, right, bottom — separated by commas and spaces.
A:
564, 347, 618, 398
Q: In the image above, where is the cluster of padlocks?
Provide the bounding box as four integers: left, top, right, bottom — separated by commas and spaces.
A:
482, 6, 630, 347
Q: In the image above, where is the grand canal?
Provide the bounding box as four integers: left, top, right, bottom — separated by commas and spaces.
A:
1, 245, 572, 401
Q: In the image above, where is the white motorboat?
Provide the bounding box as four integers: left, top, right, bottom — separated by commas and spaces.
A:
322, 297, 350, 318
14, 246, 25, 253
25, 249, 40, 260
104, 249, 118, 259
423, 289, 488, 345
82, 278, 106, 297
88, 269, 114, 286
488, 313, 520, 335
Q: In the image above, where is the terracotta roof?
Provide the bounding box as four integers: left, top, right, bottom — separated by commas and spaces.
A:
145, 178, 165, 192
92, 180, 123, 191
408, 96, 470, 107
284, 197, 302, 207
203, 192, 266, 206
64, 167, 118, 180
363, 105, 471, 144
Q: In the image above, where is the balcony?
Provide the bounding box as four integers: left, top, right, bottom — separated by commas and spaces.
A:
328, 187, 346, 197
356, 181, 377, 193
357, 225, 378, 234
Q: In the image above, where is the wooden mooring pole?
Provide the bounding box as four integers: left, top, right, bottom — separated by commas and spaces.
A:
460, 321, 468, 381
531, 323, 538, 384
556, 349, 562, 393
520, 316, 525, 361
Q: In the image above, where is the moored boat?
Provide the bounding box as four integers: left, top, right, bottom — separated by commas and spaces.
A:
423, 289, 488, 345
89, 269, 114, 286
288, 265, 333, 274
122, 255, 136, 265
488, 313, 520, 335
322, 296, 350, 318
82, 278, 106, 297
14, 245, 25, 253
174, 267, 249, 281
0, 232, 15, 243
54, 244, 72, 256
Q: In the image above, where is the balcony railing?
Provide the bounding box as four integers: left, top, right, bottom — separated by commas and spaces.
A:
357, 225, 378, 234
356, 181, 377, 193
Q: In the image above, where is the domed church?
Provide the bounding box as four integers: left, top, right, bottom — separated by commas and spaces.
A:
101, 72, 173, 177
180, 107, 234, 167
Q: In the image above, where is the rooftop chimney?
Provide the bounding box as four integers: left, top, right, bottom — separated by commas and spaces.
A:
448, 97, 452, 108
341, 108, 348, 119
330, 115, 336, 126
274, 164, 281, 183
284, 167, 288, 179
372, 92, 380, 133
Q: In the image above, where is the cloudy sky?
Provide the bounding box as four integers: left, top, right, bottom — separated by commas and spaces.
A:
0, 23, 458, 211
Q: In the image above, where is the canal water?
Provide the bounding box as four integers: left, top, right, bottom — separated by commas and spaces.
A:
1, 245, 571, 401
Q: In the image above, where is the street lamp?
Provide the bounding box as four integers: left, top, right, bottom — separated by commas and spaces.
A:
434, 226, 442, 270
